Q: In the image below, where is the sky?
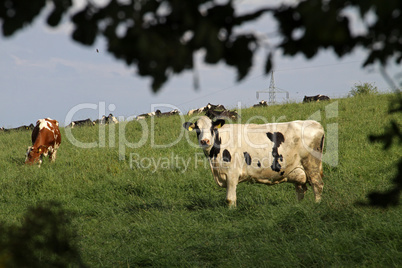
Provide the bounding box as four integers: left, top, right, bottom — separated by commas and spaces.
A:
0, 0, 399, 128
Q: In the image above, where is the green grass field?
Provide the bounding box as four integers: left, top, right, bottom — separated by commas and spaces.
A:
0, 93, 401, 267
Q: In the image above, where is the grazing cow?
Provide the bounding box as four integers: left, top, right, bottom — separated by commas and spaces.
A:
93, 115, 108, 125
1, 124, 34, 132
205, 109, 239, 121
170, 109, 180, 115
187, 103, 226, 115
93, 114, 119, 125
303, 95, 330, 103
187, 106, 208, 116
187, 108, 203, 116
106, 113, 119, 124
137, 109, 179, 120
206, 103, 226, 111
253, 100, 268, 107
203, 103, 226, 114
135, 115, 148, 120
155, 109, 180, 117
25, 118, 61, 167
136, 111, 156, 120
183, 116, 325, 207
68, 118, 94, 128
188, 103, 237, 120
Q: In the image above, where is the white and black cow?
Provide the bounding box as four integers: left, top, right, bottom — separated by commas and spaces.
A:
155, 109, 180, 117
68, 118, 94, 128
205, 109, 239, 121
303, 95, 330, 103
1, 124, 35, 132
183, 116, 325, 207
253, 100, 268, 107
94, 114, 119, 125
187, 103, 226, 116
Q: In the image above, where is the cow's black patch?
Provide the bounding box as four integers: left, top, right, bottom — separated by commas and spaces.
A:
319, 135, 325, 152
193, 123, 201, 140
210, 120, 225, 136
208, 129, 221, 159
267, 132, 285, 172
222, 149, 231, 162
257, 161, 261, 168
280, 171, 285, 176
243, 152, 252, 165
267, 132, 285, 146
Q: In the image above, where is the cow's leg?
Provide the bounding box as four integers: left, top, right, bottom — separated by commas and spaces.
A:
226, 174, 238, 208
295, 184, 307, 201
311, 173, 324, 203
310, 173, 323, 203
287, 167, 308, 201
49, 150, 57, 162
303, 158, 324, 203
38, 155, 43, 168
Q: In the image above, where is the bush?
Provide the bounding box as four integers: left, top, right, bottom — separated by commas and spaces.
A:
349, 82, 379, 97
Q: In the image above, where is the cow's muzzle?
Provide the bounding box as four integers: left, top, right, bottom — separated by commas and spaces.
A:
200, 139, 210, 146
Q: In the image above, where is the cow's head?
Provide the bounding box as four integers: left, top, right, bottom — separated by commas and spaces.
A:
183, 116, 225, 149
25, 145, 48, 165
170, 109, 179, 115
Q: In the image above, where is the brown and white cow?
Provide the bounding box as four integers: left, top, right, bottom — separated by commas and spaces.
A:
25, 118, 61, 166
183, 116, 325, 207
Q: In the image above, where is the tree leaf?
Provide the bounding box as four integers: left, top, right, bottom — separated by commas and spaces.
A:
264, 52, 273, 75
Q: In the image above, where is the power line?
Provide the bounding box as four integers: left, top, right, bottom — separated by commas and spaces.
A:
177, 59, 364, 107
275, 60, 362, 72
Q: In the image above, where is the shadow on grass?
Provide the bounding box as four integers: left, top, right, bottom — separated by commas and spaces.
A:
10, 156, 25, 165
125, 199, 175, 212
185, 196, 224, 211
0, 201, 86, 267
356, 91, 402, 208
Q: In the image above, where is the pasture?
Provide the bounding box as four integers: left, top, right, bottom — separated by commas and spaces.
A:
0, 93, 401, 267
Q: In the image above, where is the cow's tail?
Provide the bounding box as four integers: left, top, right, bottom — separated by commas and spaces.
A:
319, 133, 325, 178
301, 130, 325, 203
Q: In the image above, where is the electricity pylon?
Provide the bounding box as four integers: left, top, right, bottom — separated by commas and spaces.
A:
256, 71, 289, 105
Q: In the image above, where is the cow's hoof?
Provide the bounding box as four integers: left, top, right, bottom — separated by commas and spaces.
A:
227, 200, 237, 208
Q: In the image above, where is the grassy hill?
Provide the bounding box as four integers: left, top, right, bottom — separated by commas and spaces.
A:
0, 93, 401, 267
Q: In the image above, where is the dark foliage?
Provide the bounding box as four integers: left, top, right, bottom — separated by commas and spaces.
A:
274, 0, 402, 66
364, 91, 402, 207
1, 0, 400, 91
0, 0, 272, 91
0, 201, 86, 267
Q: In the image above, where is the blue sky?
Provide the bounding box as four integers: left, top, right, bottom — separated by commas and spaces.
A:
0, 1, 398, 128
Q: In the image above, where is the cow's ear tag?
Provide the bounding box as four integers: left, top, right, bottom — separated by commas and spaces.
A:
188, 127, 193, 132
215, 123, 222, 129
38, 148, 41, 152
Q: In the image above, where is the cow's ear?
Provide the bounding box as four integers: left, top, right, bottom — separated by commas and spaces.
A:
213, 119, 225, 129
37, 145, 47, 153
183, 122, 195, 131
